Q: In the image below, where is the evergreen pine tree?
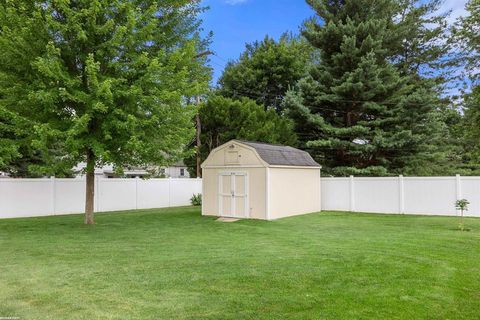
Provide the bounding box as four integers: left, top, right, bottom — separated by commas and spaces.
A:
463, 87, 480, 164
454, 0, 480, 169
390, 0, 451, 79
453, 0, 480, 82
285, 0, 451, 176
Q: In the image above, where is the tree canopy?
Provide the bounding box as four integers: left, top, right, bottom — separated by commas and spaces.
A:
284, 0, 454, 176
218, 34, 313, 113
186, 95, 297, 176
1, 0, 479, 188
0, 0, 210, 223
453, 0, 480, 82
0, 107, 21, 171
454, 0, 480, 167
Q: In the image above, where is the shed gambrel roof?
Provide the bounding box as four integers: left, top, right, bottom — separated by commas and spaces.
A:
235, 140, 321, 167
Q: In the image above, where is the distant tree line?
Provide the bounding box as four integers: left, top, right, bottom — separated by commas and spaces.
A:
187, 0, 480, 177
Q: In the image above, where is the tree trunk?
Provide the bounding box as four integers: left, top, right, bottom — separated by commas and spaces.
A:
196, 112, 202, 178
84, 150, 95, 225
195, 96, 202, 178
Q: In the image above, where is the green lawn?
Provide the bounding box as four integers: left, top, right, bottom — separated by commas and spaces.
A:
1, 208, 479, 319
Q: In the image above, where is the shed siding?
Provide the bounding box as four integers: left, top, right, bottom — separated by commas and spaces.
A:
202, 167, 267, 220
202, 168, 218, 217
268, 167, 321, 219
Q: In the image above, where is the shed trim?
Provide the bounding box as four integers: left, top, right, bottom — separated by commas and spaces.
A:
234, 140, 320, 167
201, 141, 268, 168
203, 165, 265, 169
266, 167, 270, 221
201, 173, 205, 216
318, 170, 322, 211
269, 165, 322, 169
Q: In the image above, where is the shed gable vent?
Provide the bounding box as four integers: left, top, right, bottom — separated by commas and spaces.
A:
225, 150, 239, 164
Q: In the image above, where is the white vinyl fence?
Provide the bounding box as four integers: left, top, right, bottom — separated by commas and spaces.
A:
321, 175, 480, 217
0, 177, 202, 219
2, 175, 479, 219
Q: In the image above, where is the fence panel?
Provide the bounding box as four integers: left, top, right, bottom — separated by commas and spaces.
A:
403, 177, 457, 216
461, 177, 480, 216
137, 179, 170, 209
321, 175, 480, 217
54, 179, 85, 215
321, 178, 350, 211
0, 178, 203, 219
97, 179, 137, 212
354, 178, 400, 214
0, 179, 53, 218
169, 179, 202, 207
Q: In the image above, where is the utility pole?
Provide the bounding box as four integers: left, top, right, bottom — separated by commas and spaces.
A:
193, 50, 213, 178
196, 96, 202, 178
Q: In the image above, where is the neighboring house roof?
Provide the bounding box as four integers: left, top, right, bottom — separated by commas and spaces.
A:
171, 161, 187, 167
0, 171, 10, 178
73, 162, 188, 175
103, 169, 149, 176
235, 140, 321, 167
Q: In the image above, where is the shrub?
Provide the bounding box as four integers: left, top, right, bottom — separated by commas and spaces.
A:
190, 194, 202, 206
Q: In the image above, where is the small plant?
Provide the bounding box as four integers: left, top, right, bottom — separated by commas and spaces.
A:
455, 199, 470, 231
190, 193, 202, 206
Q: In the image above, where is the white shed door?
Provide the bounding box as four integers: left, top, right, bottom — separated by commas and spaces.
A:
218, 172, 248, 218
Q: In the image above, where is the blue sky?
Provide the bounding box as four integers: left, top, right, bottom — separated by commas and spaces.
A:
201, 0, 468, 84
200, 0, 315, 83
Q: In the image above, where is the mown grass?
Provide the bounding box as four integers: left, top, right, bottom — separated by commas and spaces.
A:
0, 207, 479, 319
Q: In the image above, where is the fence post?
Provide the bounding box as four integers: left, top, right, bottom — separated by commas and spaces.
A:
51, 176, 56, 216
455, 174, 462, 200
135, 177, 139, 210
95, 175, 100, 213
399, 175, 405, 214
455, 174, 462, 215
168, 177, 172, 207
349, 175, 355, 212
199, 177, 204, 214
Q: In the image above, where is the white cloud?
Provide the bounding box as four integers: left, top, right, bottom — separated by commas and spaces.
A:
224, 0, 249, 5
440, 0, 468, 25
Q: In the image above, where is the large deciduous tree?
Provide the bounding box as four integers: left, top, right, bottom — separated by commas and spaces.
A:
0, 108, 21, 171
218, 34, 313, 113
0, 0, 210, 224
284, 0, 453, 176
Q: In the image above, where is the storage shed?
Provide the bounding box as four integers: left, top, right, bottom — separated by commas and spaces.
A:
201, 140, 321, 220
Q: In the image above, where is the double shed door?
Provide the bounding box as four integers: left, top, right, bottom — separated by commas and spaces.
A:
218, 172, 248, 218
